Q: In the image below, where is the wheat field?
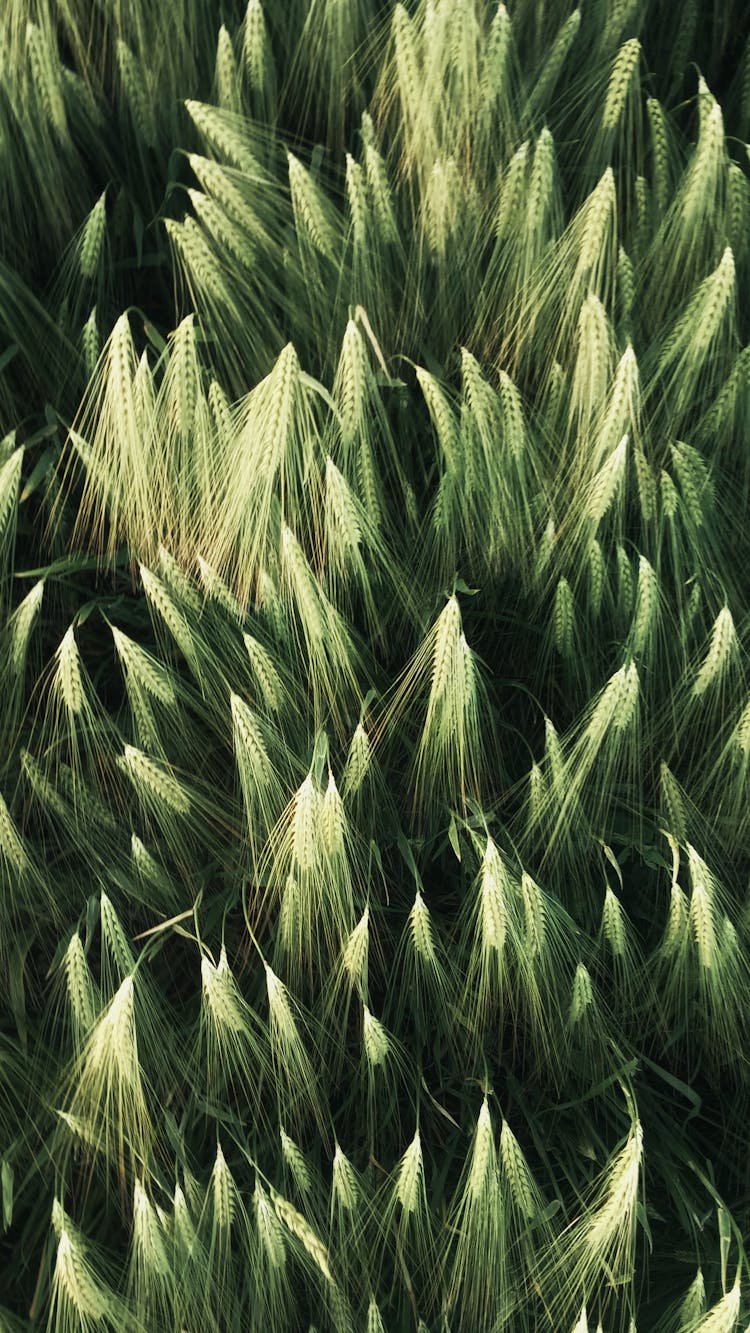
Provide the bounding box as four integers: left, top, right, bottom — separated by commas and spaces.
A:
1, 2, 750, 1330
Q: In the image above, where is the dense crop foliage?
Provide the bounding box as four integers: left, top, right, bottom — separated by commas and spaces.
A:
2, 1, 750, 1329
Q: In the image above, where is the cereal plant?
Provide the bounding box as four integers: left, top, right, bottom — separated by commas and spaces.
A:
1, 3, 750, 1330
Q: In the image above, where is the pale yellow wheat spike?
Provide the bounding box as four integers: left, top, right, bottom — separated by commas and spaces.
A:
572, 1306, 589, 1333
165, 314, 200, 440
424, 155, 463, 260
21, 748, 69, 820
324, 457, 369, 592
271, 1191, 334, 1284
54, 626, 84, 715
570, 294, 612, 431
692, 1273, 740, 1332
528, 760, 545, 827
409, 890, 438, 965
733, 695, 750, 756
139, 565, 196, 668
243, 633, 283, 711
212, 1141, 235, 1230
72, 972, 149, 1153
346, 153, 369, 254
480, 2, 512, 119
498, 369, 527, 461
613, 660, 640, 731
184, 100, 261, 173
679, 1270, 706, 1327
583, 1120, 643, 1256
680, 81, 725, 232
588, 539, 606, 617
363, 1005, 390, 1068
661, 881, 689, 960
244, 0, 274, 98
280, 524, 325, 641
363, 139, 398, 244
496, 141, 530, 239
660, 249, 735, 379
569, 963, 594, 1025
165, 216, 232, 306
630, 556, 658, 656
521, 872, 546, 958
50, 1211, 109, 1322
544, 715, 565, 793
601, 886, 627, 957
173, 1183, 198, 1256
575, 168, 617, 292
7, 579, 44, 672
693, 606, 737, 697
526, 127, 557, 244
100, 891, 135, 978
617, 545, 634, 618
79, 190, 107, 280
332, 1143, 359, 1210
500, 1120, 537, 1220
231, 692, 274, 793
633, 441, 657, 523
480, 837, 508, 954
214, 24, 240, 114
321, 771, 345, 858
468, 1097, 497, 1200
208, 378, 234, 439
335, 319, 370, 447
618, 245, 636, 332
64, 932, 96, 1034
647, 97, 670, 215
187, 154, 260, 237
117, 40, 156, 147
431, 595, 462, 701
255, 1180, 287, 1267
112, 626, 176, 706
583, 661, 639, 759
343, 722, 372, 795
686, 846, 719, 969
268, 946, 329, 1131
158, 546, 201, 612
201, 950, 245, 1034
133, 352, 156, 441
189, 187, 254, 270
342, 907, 369, 986
26, 22, 68, 141
391, 4, 426, 165
597, 343, 639, 469
661, 765, 688, 842
118, 744, 190, 814
600, 0, 639, 50
587, 434, 628, 523
529, 9, 581, 115
395, 1129, 423, 1214
553, 577, 574, 657
416, 366, 460, 475
0, 792, 29, 875
0, 447, 23, 550
132, 1178, 169, 1279
291, 774, 321, 873
288, 152, 337, 259
602, 38, 641, 132
670, 440, 711, 528
280, 1127, 313, 1196
367, 1297, 387, 1333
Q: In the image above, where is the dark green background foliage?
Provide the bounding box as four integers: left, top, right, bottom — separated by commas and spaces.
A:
2, 2, 750, 1330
